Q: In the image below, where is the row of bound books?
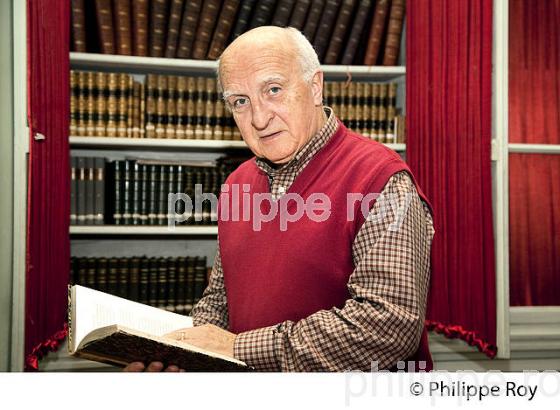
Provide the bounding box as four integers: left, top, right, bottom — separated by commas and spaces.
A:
70, 0, 405, 65
324, 81, 403, 143
71, 156, 245, 226
70, 255, 209, 315
70, 71, 241, 140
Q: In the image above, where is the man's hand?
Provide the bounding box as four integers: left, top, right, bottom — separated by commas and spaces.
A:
164, 324, 236, 358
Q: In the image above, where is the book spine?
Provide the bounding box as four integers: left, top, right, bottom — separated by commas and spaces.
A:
203, 78, 215, 139
288, 0, 311, 31
95, 72, 107, 136
248, 0, 277, 29
271, 0, 296, 27
157, 257, 168, 309
139, 256, 150, 304
378, 83, 388, 142
207, 0, 241, 60
70, 157, 77, 226
363, 0, 390, 65
113, 160, 123, 225
70, 71, 78, 136
166, 76, 178, 139
123, 159, 133, 225
167, 165, 176, 223
129, 257, 140, 302
97, 257, 108, 293
71, 0, 87, 52
370, 83, 380, 141
155, 75, 167, 139
312, 0, 341, 62
323, 0, 356, 65
127, 76, 134, 137
86, 257, 97, 290
113, 0, 132, 55
149, 0, 169, 58
132, 161, 141, 225
85, 157, 95, 225
176, 0, 202, 59
85, 72, 96, 136
302, 0, 325, 42
340, 0, 372, 65
145, 74, 157, 138
117, 74, 129, 137
106, 73, 118, 137
148, 257, 159, 306
157, 166, 168, 225
94, 158, 105, 225
230, 0, 257, 40
131, 0, 149, 56
107, 258, 119, 296
362, 82, 372, 138
175, 257, 187, 314
185, 77, 196, 139
192, 0, 222, 60
117, 257, 129, 299
139, 164, 149, 225
94, 0, 115, 54
166, 257, 177, 311
164, 0, 185, 58
386, 82, 397, 142
194, 77, 206, 139
382, 0, 406, 66
175, 165, 185, 223
175, 76, 187, 139
185, 256, 195, 312
147, 165, 158, 225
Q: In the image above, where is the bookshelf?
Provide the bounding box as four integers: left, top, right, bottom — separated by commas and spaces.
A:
70, 226, 218, 236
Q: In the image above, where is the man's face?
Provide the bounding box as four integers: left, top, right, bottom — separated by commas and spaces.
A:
220, 44, 324, 164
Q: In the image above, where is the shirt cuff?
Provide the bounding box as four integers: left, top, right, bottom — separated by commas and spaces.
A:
234, 325, 279, 372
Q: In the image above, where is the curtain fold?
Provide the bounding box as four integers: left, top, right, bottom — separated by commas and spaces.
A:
509, 0, 560, 306
406, 0, 497, 357
25, 0, 71, 370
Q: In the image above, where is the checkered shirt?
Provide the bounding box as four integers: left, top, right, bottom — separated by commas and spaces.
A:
191, 108, 435, 371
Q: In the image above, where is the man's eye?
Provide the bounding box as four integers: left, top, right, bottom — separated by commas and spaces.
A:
269, 87, 281, 95
233, 98, 249, 108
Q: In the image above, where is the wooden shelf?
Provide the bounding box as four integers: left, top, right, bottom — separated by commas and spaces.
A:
70, 226, 218, 236
69, 136, 249, 150
70, 136, 405, 152
70, 52, 406, 80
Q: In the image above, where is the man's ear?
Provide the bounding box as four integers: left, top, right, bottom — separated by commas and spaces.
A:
310, 70, 324, 106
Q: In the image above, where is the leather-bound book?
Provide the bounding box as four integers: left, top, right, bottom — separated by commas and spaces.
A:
271, 0, 295, 27
131, 0, 149, 56
230, 0, 257, 40
155, 75, 168, 139
288, 0, 311, 31
302, 0, 324, 42
185, 256, 195, 312
166, 76, 178, 139
312, 0, 341, 62
176, 0, 202, 59
94, 158, 105, 225
95, 72, 107, 136
382, 0, 405, 66
139, 256, 150, 305
106, 73, 118, 137
207, 0, 241, 60
324, 0, 356, 64
148, 257, 159, 306
248, 0, 277, 29
129, 257, 141, 302
117, 257, 130, 299
175, 76, 187, 139
70, 71, 78, 136
341, 0, 372, 65
122, 160, 133, 225
85, 72, 96, 136
166, 257, 177, 312
192, 0, 222, 60
131, 161, 141, 225
164, 0, 186, 58
86, 258, 98, 290
149, 0, 169, 57
363, 0, 390, 65
107, 258, 119, 296
175, 257, 187, 314
139, 164, 148, 225
145, 74, 157, 139
157, 257, 168, 309
94, 0, 115, 54
71, 0, 87, 52
113, 0, 132, 55
194, 77, 206, 139
97, 257, 108, 293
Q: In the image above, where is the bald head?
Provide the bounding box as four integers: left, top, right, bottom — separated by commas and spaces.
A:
217, 27, 320, 92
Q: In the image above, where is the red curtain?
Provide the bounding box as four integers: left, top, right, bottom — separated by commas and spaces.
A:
509, 0, 560, 306
406, 0, 497, 357
25, 1, 71, 370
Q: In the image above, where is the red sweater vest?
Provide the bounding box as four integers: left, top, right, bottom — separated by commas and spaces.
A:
219, 122, 433, 371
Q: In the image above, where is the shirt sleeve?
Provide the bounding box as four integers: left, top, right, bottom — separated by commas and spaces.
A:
233, 171, 435, 371
191, 236, 229, 329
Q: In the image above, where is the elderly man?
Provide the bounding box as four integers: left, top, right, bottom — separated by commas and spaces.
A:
126, 26, 434, 372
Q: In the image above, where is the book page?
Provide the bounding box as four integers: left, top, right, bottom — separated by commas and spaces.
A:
73, 285, 193, 348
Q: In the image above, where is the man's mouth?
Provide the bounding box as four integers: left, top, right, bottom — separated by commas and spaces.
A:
259, 131, 283, 140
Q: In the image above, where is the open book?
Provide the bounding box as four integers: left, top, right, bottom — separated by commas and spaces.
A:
68, 285, 249, 371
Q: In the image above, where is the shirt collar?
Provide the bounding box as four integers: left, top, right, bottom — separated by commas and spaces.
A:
255, 107, 338, 176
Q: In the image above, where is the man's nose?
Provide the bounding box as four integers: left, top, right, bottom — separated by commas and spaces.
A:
250, 101, 273, 130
